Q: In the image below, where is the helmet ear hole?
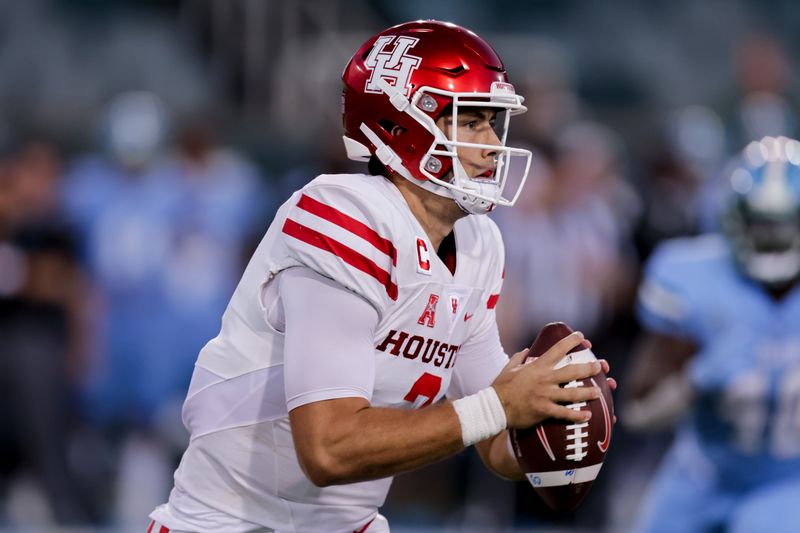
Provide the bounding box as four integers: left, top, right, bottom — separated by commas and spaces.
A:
375, 119, 394, 134
376, 119, 407, 138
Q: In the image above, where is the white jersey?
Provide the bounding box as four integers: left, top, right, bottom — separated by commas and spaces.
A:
151, 173, 508, 532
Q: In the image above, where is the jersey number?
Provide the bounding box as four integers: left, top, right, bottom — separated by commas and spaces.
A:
404, 372, 442, 408
721, 368, 800, 457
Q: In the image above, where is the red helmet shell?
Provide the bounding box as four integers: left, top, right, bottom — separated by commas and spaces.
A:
342, 20, 510, 182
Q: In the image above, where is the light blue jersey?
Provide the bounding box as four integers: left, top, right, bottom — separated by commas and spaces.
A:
636, 234, 800, 532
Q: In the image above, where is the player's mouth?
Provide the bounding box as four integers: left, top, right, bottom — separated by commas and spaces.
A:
476, 169, 495, 179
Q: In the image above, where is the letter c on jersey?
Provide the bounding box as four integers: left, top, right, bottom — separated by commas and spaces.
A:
416, 237, 431, 274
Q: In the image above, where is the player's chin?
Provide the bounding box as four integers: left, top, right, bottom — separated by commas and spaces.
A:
469, 169, 495, 179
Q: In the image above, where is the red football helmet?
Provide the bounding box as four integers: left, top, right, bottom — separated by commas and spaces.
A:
342, 20, 532, 214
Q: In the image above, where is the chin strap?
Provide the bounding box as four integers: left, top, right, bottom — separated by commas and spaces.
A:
373, 77, 412, 113
359, 119, 495, 215
359, 123, 403, 171
449, 159, 498, 215
358, 121, 455, 199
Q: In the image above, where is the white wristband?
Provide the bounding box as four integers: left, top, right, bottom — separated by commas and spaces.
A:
452, 387, 508, 447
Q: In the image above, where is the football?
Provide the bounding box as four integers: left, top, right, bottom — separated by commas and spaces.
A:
509, 322, 614, 513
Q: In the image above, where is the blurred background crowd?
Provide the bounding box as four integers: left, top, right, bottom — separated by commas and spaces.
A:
1, 0, 799, 531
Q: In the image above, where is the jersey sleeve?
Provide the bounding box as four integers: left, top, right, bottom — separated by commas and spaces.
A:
636, 240, 699, 340
447, 318, 508, 400
281, 266, 379, 410
480, 216, 505, 312
278, 182, 397, 316
447, 217, 508, 400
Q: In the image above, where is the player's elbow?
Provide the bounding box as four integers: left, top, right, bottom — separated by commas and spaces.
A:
475, 434, 525, 482
303, 463, 343, 487
297, 446, 351, 487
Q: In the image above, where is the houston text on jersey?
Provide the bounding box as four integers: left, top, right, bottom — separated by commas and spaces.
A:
376, 329, 459, 369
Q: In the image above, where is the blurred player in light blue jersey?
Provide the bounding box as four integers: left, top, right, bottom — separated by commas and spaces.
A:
627, 136, 800, 533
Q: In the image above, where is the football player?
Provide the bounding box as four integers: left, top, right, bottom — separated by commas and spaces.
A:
148, 20, 613, 532
628, 135, 800, 532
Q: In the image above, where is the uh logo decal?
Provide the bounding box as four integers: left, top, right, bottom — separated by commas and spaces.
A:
364, 35, 421, 96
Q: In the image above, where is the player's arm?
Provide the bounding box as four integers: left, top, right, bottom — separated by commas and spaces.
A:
475, 431, 523, 480
291, 397, 464, 486
624, 245, 698, 431
445, 314, 527, 480
281, 267, 601, 487
623, 331, 696, 431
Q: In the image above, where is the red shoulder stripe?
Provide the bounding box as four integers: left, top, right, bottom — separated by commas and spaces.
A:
297, 194, 396, 265
487, 293, 500, 309
282, 218, 398, 300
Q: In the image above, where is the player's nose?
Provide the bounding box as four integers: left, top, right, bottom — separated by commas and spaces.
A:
481, 128, 502, 160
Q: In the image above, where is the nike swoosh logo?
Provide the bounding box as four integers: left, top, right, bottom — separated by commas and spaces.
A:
464, 313, 474, 321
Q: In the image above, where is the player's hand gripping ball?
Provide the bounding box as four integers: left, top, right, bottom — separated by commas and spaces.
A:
510, 322, 614, 513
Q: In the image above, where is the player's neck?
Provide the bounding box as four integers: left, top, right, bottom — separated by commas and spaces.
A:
387, 174, 467, 251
